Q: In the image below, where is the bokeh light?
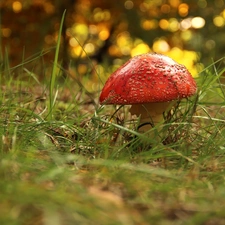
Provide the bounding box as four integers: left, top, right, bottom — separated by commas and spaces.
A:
99, 29, 110, 41
12, 1, 22, 13
131, 42, 150, 57
116, 32, 132, 56
161, 4, 171, 14
180, 30, 192, 41
197, 0, 207, 8
124, 0, 134, 10
165, 47, 203, 76
168, 18, 179, 32
191, 17, 205, 29
178, 3, 189, 17
169, 0, 181, 8
141, 19, 158, 30
2, 28, 12, 37
153, 39, 170, 53
180, 18, 192, 30
159, 19, 169, 30
84, 43, 95, 54
213, 16, 225, 27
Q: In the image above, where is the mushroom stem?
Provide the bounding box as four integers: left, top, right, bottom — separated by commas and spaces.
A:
130, 101, 175, 133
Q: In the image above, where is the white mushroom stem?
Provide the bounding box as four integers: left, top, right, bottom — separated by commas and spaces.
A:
130, 101, 175, 133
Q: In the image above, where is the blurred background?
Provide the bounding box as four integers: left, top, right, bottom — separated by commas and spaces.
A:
1, 0, 225, 82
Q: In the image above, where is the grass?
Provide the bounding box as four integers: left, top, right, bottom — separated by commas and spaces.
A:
1, 41, 225, 224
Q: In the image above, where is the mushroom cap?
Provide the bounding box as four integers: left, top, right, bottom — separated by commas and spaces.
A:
99, 53, 197, 105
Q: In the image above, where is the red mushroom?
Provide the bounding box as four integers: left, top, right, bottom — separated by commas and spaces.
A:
99, 53, 197, 132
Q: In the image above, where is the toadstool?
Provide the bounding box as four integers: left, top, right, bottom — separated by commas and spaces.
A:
99, 53, 197, 132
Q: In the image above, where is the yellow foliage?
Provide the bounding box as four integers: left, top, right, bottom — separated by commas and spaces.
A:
165, 47, 203, 77
152, 39, 202, 76
131, 43, 151, 57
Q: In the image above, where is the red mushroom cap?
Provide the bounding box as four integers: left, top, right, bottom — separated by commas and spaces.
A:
99, 53, 197, 105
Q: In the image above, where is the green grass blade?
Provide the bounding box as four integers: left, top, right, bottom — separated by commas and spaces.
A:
48, 9, 66, 119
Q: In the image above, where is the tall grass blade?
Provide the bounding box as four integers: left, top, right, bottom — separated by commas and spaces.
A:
48, 9, 66, 119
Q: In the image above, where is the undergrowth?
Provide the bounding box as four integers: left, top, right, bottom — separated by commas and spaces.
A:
1, 24, 225, 224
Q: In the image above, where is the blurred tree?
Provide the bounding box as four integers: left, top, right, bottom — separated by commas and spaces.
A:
0, 0, 225, 78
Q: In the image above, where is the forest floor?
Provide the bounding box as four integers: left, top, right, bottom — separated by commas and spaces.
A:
1, 54, 225, 225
